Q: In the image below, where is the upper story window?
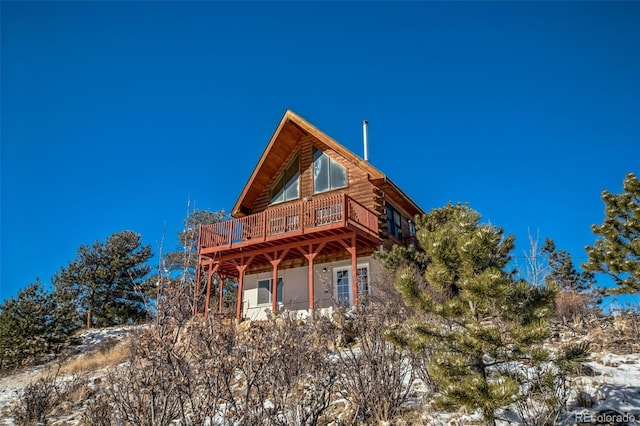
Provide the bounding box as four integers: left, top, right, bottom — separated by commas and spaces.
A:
386, 204, 403, 241
270, 153, 299, 204
313, 147, 347, 194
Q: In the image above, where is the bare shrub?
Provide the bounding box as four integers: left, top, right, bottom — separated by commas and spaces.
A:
329, 304, 415, 424
86, 314, 237, 426
554, 290, 595, 326
84, 303, 340, 425
82, 393, 114, 426
218, 318, 338, 426
14, 369, 86, 426
14, 375, 59, 425
587, 309, 640, 354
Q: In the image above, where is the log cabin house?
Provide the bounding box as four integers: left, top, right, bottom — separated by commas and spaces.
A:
195, 110, 424, 320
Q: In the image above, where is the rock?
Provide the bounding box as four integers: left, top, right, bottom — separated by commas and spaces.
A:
577, 391, 594, 408
580, 363, 598, 377
236, 319, 252, 332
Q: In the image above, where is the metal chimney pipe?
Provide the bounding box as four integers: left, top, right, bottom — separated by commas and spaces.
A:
362, 120, 369, 161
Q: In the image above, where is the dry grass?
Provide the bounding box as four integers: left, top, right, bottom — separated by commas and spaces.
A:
587, 310, 640, 354
57, 339, 131, 376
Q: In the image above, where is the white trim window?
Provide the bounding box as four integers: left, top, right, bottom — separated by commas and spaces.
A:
357, 265, 370, 295
257, 277, 283, 305
333, 264, 370, 306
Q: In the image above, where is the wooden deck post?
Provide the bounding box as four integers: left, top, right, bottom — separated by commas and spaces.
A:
350, 235, 358, 307
266, 249, 289, 315
235, 265, 247, 320
307, 254, 315, 318
218, 273, 226, 314
271, 260, 280, 315
234, 255, 255, 321
194, 259, 202, 315
340, 234, 358, 307
299, 242, 326, 320
204, 263, 219, 320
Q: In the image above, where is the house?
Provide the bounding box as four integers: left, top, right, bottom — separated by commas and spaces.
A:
195, 110, 424, 320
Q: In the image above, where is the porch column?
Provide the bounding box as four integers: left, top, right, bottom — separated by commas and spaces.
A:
234, 255, 255, 321
204, 263, 219, 320
342, 235, 358, 307
351, 242, 358, 307
235, 265, 248, 320
300, 242, 326, 319
266, 249, 289, 315
271, 259, 281, 314
194, 258, 203, 315
307, 254, 315, 316
218, 273, 226, 314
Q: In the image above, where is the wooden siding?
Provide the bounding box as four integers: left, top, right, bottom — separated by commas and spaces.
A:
235, 121, 306, 216
245, 134, 377, 216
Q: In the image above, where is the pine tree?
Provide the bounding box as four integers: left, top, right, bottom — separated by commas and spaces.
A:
52, 230, 153, 328
0, 280, 56, 369
382, 203, 557, 424
583, 173, 640, 294
542, 238, 594, 292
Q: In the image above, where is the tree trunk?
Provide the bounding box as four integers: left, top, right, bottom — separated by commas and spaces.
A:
86, 304, 92, 329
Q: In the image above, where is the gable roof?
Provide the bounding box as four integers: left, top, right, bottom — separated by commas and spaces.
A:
231, 110, 423, 217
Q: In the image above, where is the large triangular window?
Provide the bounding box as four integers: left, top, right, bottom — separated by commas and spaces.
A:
313, 147, 347, 194
270, 153, 300, 204
271, 154, 300, 204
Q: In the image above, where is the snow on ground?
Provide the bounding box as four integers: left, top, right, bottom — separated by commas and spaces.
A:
1, 324, 639, 425
561, 352, 640, 425
72, 325, 140, 353
0, 365, 46, 425
0, 325, 137, 425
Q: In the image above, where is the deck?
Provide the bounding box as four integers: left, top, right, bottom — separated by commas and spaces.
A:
198, 193, 380, 257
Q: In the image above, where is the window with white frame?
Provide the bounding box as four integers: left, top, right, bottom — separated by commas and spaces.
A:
357, 265, 370, 295
333, 264, 370, 305
335, 269, 351, 304
257, 277, 283, 305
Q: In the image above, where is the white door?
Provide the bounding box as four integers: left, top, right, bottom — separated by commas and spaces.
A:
333, 264, 369, 306
334, 267, 352, 306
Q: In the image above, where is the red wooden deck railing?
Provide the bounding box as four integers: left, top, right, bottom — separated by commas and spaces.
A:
198, 193, 379, 250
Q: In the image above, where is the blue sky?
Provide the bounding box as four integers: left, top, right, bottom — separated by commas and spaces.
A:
2, 2, 639, 305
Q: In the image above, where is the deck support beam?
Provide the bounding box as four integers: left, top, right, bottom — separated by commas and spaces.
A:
204, 262, 219, 320
265, 249, 290, 315
194, 258, 203, 315
218, 273, 227, 314
233, 255, 255, 321
298, 242, 326, 319
339, 233, 358, 307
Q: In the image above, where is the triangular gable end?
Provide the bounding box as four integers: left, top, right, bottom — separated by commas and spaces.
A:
231, 110, 386, 217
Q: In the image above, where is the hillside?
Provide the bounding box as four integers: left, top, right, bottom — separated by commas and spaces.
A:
0, 313, 639, 425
